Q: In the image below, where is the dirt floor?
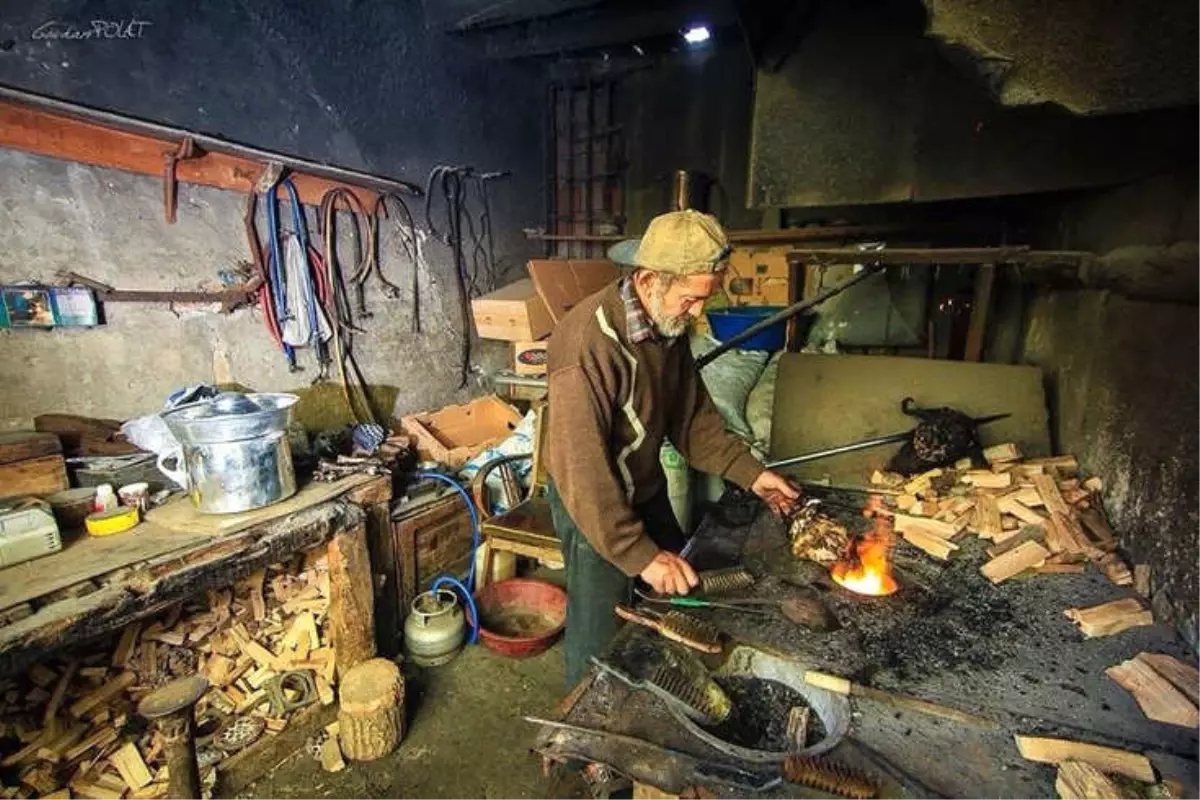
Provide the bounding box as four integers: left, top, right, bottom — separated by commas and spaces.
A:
244, 642, 565, 798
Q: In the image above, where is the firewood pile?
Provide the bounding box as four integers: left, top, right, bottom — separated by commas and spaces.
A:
0, 551, 338, 800
869, 444, 1142, 589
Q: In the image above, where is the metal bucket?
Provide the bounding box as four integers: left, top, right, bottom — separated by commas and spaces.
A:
159, 392, 299, 514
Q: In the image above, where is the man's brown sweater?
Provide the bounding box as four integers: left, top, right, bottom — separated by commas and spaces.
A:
545, 280, 764, 576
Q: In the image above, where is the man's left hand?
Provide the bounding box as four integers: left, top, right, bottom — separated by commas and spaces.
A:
750, 470, 801, 516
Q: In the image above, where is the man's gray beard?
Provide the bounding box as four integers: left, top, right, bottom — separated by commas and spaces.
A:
647, 281, 692, 339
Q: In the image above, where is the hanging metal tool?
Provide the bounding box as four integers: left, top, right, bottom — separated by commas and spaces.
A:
319, 187, 379, 425
162, 137, 198, 224
426, 165, 491, 388
371, 192, 422, 329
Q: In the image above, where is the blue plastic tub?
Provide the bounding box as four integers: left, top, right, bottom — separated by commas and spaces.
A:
706, 306, 787, 352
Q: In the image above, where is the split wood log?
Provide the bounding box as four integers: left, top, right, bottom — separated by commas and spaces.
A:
986, 527, 1046, 559
320, 735, 346, 772
64, 727, 118, 762
1082, 476, 1104, 493
980, 541, 1049, 584
1133, 565, 1151, 598
1013, 487, 1044, 507
983, 443, 1021, 464
1077, 509, 1118, 553
892, 514, 959, 539
1135, 653, 1200, 706
68, 671, 134, 718
786, 706, 811, 753
109, 742, 153, 790
1033, 475, 1072, 519
901, 530, 956, 561
1051, 513, 1103, 559
1106, 658, 1199, 728
903, 469, 942, 496
973, 495, 1004, 540
337, 658, 404, 762
1013, 735, 1155, 783
1026, 455, 1080, 473
1095, 553, 1133, 587
1035, 553, 1088, 574
327, 522, 375, 677
1055, 760, 1122, 799
963, 470, 1013, 489
999, 496, 1047, 527
44, 659, 79, 727
28, 664, 58, 689
1064, 598, 1154, 638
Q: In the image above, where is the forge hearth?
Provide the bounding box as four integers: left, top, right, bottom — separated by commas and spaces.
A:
534, 503, 1199, 798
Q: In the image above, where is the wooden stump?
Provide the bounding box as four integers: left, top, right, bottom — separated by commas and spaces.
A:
337, 658, 404, 762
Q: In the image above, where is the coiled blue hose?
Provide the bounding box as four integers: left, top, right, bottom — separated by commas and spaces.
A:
415, 471, 481, 645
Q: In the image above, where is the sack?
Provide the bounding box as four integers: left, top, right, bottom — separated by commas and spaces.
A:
689, 333, 768, 445
745, 351, 783, 459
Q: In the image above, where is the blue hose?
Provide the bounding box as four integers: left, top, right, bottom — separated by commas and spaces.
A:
415, 471, 481, 645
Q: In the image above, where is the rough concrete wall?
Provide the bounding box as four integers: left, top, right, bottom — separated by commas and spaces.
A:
0, 150, 513, 423
1020, 291, 1198, 649
1014, 172, 1199, 649
925, 0, 1199, 114
617, 43, 759, 231
747, 0, 1197, 207
0, 0, 544, 423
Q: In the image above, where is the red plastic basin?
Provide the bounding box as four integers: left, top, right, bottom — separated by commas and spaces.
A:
476, 578, 567, 658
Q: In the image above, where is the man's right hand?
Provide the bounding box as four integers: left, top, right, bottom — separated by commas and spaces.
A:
639, 551, 699, 595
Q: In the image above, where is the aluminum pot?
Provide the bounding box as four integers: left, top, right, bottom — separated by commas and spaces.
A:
159, 392, 298, 514
404, 589, 465, 667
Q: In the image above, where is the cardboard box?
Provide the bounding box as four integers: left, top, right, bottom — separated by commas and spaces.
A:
471, 279, 554, 341
727, 246, 793, 306
399, 395, 523, 469
527, 259, 620, 324
513, 340, 548, 377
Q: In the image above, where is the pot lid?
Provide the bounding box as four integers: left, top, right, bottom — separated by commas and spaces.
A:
195, 392, 263, 418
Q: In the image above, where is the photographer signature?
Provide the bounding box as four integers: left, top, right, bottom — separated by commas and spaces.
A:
32, 19, 152, 40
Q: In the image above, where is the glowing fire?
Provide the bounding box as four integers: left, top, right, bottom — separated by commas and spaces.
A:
831, 517, 898, 596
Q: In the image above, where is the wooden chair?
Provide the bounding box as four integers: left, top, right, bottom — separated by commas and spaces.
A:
470, 404, 563, 590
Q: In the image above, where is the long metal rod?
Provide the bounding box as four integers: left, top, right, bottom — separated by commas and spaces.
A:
695, 264, 885, 368
0, 84, 423, 196
766, 430, 911, 470
765, 413, 1010, 470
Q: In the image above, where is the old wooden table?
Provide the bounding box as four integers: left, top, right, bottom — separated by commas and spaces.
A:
0, 473, 390, 680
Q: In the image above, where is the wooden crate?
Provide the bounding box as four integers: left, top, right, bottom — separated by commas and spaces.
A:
391, 493, 476, 612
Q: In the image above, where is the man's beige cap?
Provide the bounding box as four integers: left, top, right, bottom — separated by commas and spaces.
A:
607, 210, 731, 275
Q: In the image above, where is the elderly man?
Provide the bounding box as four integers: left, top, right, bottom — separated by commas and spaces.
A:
545, 209, 799, 685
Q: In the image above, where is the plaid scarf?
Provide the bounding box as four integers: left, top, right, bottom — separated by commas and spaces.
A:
619, 277, 658, 344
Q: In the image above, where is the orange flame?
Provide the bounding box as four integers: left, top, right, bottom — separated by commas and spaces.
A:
831, 517, 898, 596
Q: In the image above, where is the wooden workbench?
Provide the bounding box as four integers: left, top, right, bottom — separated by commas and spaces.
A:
0, 473, 390, 680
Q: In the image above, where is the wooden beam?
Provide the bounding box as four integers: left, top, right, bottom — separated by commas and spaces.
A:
787, 247, 1093, 267
964, 264, 996, 361
0, 101, 377, 210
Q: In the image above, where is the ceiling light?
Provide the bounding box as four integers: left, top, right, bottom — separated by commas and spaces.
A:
682, 25, 711, 45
